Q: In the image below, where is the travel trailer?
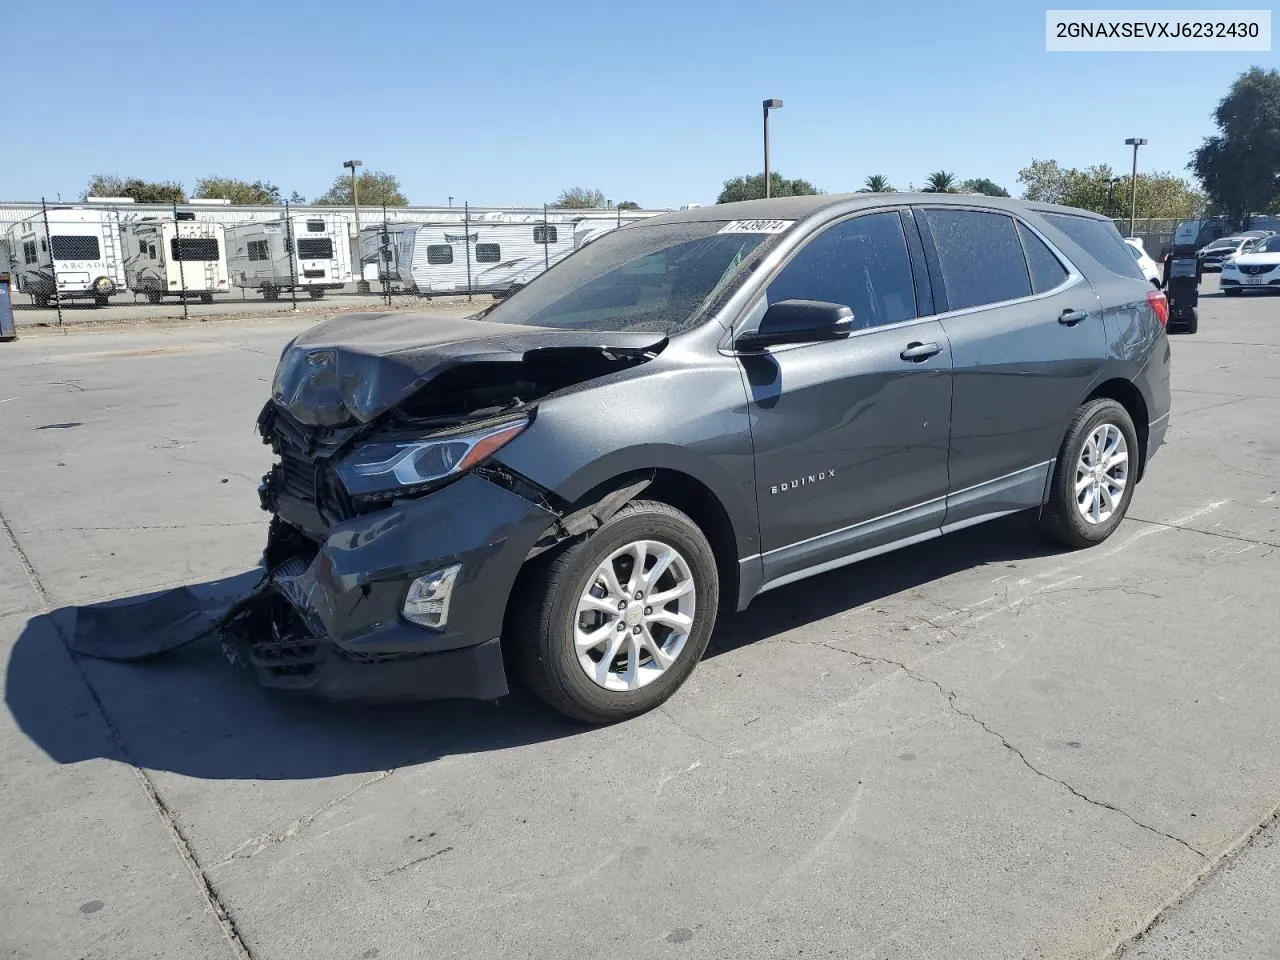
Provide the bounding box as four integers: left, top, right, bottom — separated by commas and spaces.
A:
379, 211, 655, 297
121, 218, 230, 303
6, 208, 126, 306
224, 213, 352, 299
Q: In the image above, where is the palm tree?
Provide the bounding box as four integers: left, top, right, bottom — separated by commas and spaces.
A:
922, 171, 958, 193
859, 174, 893, 193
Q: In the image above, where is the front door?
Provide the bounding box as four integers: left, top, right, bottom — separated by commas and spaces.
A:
740, 210, 954, 590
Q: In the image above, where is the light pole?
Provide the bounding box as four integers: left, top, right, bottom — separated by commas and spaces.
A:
1124, 138, 1147, 238
763, 98, 783, 198
343, 160, 364, 291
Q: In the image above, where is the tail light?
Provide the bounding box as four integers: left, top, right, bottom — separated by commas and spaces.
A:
1147, 289, 1169, 328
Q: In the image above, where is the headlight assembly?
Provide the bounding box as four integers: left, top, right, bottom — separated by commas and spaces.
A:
335, 416, 529, 500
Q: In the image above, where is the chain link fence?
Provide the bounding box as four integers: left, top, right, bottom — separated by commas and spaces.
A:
0, 198, 661, 324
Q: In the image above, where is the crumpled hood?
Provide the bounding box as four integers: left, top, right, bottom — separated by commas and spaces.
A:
271, 311, 667, 427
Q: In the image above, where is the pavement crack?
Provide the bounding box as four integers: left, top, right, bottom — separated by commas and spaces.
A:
658, 706, 718, 747
1126, 516, 1280, 550
1108, 799, 1280, 957
814, 640, 1208, 860
212, 769, 397, 866
378, 845, 455, 880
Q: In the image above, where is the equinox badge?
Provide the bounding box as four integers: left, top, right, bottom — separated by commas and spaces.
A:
770, 469, 836, 495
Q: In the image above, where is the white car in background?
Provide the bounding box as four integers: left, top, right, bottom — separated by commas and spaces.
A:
1220, 233, 1280, 296
1124, 237, 1161, 287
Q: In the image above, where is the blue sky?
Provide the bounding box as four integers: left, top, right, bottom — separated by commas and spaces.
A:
2, 0, 1274, 207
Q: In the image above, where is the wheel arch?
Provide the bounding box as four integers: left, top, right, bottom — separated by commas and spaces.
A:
1084, 377, 1150, 480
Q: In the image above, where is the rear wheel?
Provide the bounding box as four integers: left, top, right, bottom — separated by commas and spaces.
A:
1040, 399, 1139, 548
94, 294, 109, 307
200, 293, 214, 304
146, 291, 162, 305
33, 294, 50, 308
262, 285, 279, 302
512, 500, 719, 724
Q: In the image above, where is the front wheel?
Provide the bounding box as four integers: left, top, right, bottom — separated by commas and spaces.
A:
94, 294, 110, 307
200, 293, 214, 304
262, 285, 279, 302
511, 500, 720, 724
1040, 399, 1139, 548
308, 288, 325, 300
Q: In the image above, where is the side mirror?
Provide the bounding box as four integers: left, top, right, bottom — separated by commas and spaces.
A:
736, 299, 855, 350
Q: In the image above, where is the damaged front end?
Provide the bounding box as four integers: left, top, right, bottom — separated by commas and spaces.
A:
217, 313, 665, 702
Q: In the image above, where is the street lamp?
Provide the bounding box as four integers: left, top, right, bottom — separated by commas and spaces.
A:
763, 98, 783, 198
1124, 138, 1147, 237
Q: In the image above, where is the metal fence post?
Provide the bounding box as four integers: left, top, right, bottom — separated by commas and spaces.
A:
381, 202, 391, 307
40, 198, 64, 328
284, 200, 298, 312
173, 203, 189, 321
543, 204, 550, 271
464, 201, 473, 301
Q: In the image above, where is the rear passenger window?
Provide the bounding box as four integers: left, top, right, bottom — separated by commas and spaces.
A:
766, 211, 917, 330
426, 244, 453, 265
1041, 213, 1145, 281
922, 210, 1031, 310
1017, 222, 1070, 293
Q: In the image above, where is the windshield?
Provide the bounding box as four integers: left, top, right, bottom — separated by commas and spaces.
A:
479, 221, 783, 335
1206, 239, 1241, 250
1253, 235, 1280, 254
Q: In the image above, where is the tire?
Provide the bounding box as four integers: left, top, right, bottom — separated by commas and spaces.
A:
1040, 399, 1140, 549
511, 500, 720, 724
200, 293, 214, 304
34, 294, 50, 308
146, 291, 162, 305
1182, 308, 1199, 334
94, 294, 109, 307
262, 285, 279, 302
308, 288, 325, 300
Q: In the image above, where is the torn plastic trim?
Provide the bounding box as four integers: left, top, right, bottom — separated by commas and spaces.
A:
523, 474, 654, 560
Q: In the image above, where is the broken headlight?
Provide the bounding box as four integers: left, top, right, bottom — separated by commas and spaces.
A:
334, 416, 529, 501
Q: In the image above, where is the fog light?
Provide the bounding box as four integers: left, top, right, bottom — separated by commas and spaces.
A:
402, 564, 461, 630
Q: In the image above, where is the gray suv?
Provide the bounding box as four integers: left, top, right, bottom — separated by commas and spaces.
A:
236, 194, 1172, 724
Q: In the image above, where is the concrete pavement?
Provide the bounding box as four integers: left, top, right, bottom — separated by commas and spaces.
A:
1, 288, 1279, 959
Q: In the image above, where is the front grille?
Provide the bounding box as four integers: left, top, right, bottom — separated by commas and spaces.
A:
1244, 264, 1277, 275
278, 447, 317, 501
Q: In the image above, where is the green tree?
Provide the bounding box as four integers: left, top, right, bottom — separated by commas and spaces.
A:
922, 171, 958, 193
1191, 67, 1280, 227
859, 174, 894, 192
194, 176, 282, 205
1018, 159, 1204, 218
555, 187, 607, 208
616, 200, 641, 210
288, 191, 306, 204
959, 177, 1010, 197
716, 172, 821, 203
314, 170, 408, 206
83, 174, 185, 203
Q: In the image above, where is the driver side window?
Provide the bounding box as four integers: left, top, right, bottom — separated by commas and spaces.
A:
766, 211, 918, 330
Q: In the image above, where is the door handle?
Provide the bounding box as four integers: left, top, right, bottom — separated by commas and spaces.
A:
900, 341, 941, 362
1058, 308, 1089, 326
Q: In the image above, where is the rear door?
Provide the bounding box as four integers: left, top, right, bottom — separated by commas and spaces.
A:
741, 209, 954, 589
914, 207, 1107, 529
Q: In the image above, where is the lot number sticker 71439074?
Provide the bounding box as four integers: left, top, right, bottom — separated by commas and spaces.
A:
718, 220, 795, 234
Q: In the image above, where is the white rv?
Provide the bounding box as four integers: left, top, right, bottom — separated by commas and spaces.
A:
384, 211, 655, 297
121, 218, 230, 303
224, 213, 352, 300
7, 208, 126, 307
